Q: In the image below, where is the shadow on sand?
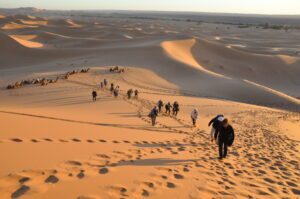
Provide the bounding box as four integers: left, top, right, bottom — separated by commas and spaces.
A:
0, 110, 180, 134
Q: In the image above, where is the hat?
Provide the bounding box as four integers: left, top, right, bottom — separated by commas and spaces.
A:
217, 116, 224, 122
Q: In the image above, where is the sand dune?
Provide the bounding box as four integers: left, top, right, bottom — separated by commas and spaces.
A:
9, 35, 43, 48
1, 22, 38, 30
0, 13, 299, 199
19, 19, 48, 26
161, 39, 225, 77
191, 38, 300, 97
0, 67, 299, 199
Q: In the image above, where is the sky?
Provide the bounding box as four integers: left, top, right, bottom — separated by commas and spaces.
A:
1, 0, 300, 15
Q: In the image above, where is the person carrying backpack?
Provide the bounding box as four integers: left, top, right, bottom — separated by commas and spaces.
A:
114, 86, 120, 98
157, 100, 163, 113
172, 101, 179, 116
208, 114, 224, 143
127, 89, 133, 99
92, 90, 97, 101
191, 108, 199, 127
165, 102, 172, 115
214, 119, 235, 159
134, 89, 139, 98
110, 83, 114, 93
149, 106, 158, 126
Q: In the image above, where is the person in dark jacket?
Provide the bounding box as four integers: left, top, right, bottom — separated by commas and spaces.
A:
104, 79, 108, 86
172, 101, 179, 116
149, 106, 158, 126
127, 89, 133, 99
157, 100, 163, 113
110, 83, 114, 93
92, 90, 97, 101
208, 114, 224, 142
214, 119, 235, 159
165, 102, 172, 115
134, 89, 139, 98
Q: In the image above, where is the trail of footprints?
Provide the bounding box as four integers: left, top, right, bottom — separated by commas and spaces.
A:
2, 138, 178, 145
5, 129, 300, 199
2, 81, 300, 198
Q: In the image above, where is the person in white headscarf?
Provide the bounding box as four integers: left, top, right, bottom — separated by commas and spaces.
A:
208, 114, 224, 143
191, 108, 199, 127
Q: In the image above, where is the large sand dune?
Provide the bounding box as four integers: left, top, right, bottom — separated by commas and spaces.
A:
0, 14, 299, 199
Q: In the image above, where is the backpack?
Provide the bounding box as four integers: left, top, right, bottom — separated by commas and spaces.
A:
227, 126, 235, 147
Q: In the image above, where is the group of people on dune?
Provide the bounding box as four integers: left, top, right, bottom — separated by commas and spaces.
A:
92, 78, 235, 160
149, 100, 180, 126
92, 79, 139, 101
148, 102, 234, 160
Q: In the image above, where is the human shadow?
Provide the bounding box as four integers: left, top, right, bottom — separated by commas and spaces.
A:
0, 110, 179, 134
119, 158, 196, 166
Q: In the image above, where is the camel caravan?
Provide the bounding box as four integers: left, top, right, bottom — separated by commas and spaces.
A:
6, 67, 90, 89
109, 66, 125, 73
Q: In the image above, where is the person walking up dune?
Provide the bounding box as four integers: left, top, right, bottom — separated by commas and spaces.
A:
100, 82, 104, 89
104, 79, 108, 87
92, 90, 97, 101
208, 114, 224, 143
114, 86, 120, 98
165, 102, 172, 115
157, 100, 163, 113
134, 89, 139, 98
214, 119, 235, 159
191, 108, 199, 127
172, 101, 179, 116
149, 106, 158, 126
127, 89, 133, 99
110, 83, 114, 93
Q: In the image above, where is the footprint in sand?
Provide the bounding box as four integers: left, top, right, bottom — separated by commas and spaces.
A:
67, 160, 82, 166
11, 185, 30, 199
99, 167, 109, 174
19, 177, 31, 184
31, 139, 39, 143
44, 138, 53, 142
77, 170, 85, 179
174, 173, 184, 179
98, 139, 107, 143
141, 189, 150, 197
72, 138, 81, 142
144, 182, 155, 189
77, 195, 101, 199
44, 175, 59, 183
11, 138, 23, 142
291, 188, 300, 195
96, 154, 110, 159
286, 181, 298, 187
166, 182, 176, 188
87, 139, 95, 143
109, 185, 128, 197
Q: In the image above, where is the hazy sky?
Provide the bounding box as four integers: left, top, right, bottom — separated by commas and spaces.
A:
1, 0, 300, 15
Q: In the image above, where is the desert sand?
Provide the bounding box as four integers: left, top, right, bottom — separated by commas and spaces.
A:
0, 11, 300, 199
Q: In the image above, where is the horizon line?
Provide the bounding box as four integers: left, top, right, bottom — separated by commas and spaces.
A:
1, 7, 300, 16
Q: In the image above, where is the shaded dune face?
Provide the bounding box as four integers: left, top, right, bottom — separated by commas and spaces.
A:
0, 14, 299, 111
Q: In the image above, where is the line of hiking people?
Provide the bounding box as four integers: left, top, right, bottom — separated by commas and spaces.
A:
92, 79, 139, 101
92, 78, 235, 160
149, 104, 234, 160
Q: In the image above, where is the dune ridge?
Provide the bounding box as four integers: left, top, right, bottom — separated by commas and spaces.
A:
0, 13, 299, 199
